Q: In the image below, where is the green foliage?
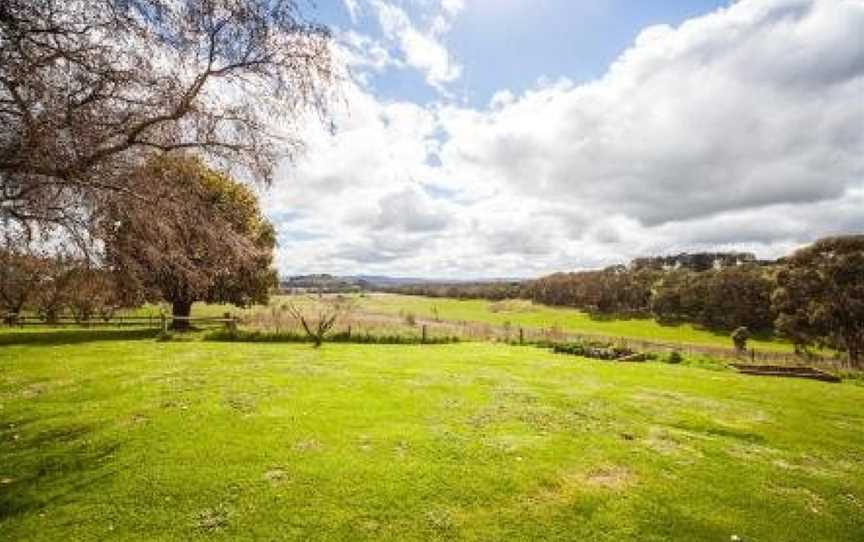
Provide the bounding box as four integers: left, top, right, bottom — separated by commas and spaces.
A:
652, 265, 775, 330
204, 329, 460, 345
666, 351, 684, 364
732, 326, 750, 351
552, 341, 636, 360
773, 235, 864, 368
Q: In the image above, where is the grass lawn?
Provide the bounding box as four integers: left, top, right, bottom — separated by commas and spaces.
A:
351, 295, 796, 353
1, 330, 862, 540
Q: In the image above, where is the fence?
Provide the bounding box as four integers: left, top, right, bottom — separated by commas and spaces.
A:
3, 313, 238, 333
3, 309, 841, 368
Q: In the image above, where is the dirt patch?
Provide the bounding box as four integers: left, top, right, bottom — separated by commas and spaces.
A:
263, 468, 289, 486
224, 393, 257, 415
21, 383, 46, 398
192, 506, 229, 532
293, 438, 322, 453
585, 466, 635, 490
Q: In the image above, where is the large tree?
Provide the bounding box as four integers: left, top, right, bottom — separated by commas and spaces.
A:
0, 0, 333, 229
102, 154, 277, 329
773, 235, 864, 368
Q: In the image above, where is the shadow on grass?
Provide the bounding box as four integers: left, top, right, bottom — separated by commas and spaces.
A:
585, 313, 781, 342
0, 415, 119, 523
0, 328, 159, 347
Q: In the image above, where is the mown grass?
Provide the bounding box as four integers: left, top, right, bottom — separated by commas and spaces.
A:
1, 330, 862, 541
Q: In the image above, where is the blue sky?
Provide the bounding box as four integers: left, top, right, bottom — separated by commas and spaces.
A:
264, 0, 864, 279
313, 0, 729, 107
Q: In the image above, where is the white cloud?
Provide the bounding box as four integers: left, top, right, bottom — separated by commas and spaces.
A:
441, 0, 465, 17
267, 0, 864, 278
336, 30, 403, 82
370, 0, 462, 92
344, 0, 361, 23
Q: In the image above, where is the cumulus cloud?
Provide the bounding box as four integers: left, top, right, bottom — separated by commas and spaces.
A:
267, 0, 864, 278
370, 0, 462, 91
440, 0, 864, 225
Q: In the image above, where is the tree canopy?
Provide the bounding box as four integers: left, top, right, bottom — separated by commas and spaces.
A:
0, 0, 333, 230
102, 154, 277, 328
773, 235, 864, 368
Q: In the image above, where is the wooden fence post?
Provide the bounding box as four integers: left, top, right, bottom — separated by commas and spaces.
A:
519, 327, 524, 345
347, 325, 352, 339
160, 313, 167, 334
422, 325, 427, 344
750, 348, 756, 363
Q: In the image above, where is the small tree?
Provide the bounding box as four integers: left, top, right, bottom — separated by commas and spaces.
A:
0, 244, 50, 316
731, 326, 750, 354
772, 235, 864, 368
65, 268, 121, 323
34, 258, 75, 324
286, 296, 355, 347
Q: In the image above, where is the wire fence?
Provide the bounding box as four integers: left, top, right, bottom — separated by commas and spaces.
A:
2, 313, 238, 332
3, 308, 842, 368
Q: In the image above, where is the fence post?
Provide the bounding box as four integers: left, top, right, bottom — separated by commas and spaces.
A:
519, 327, 524, 345
224, 312, 237, 333
347, 325, 352, 339
422, 324, 427, 344
750, 348, 756, 363
160, 312, 167, 334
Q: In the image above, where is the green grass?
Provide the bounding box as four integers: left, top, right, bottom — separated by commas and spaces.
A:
353, 294, 796, 352
2, 330, 862, 540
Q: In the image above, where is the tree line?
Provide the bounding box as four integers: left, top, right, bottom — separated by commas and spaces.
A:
383, 238, 864, 368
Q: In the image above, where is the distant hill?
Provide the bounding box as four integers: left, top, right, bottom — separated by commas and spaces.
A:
280, 274, 524, 291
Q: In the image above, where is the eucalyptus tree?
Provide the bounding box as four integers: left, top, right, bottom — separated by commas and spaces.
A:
773, 235, 864, 368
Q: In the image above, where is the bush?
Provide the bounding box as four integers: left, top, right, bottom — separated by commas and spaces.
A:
552, 341, 636, 360
666, 351, 683, 364
203, 329, 460, 345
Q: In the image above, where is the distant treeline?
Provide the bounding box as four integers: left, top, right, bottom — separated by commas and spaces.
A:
381, 263, 775, 330
379, 240, 859, 344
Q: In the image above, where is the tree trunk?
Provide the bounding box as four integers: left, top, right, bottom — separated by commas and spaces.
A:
171, 299, 193, 331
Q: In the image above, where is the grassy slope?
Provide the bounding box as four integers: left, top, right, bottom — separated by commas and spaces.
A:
1, 332, 862, 541
353, 295, 795, 352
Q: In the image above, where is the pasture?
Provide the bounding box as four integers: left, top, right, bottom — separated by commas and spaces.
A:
134, 294, 797, 353
1, 329, 863, 541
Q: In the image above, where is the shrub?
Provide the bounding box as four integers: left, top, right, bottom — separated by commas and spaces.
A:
203, 329, 459, 345
666, 351, 683, 364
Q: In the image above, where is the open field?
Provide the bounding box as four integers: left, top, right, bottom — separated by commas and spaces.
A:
28, 294, 798, 355
2, 330, 863, 541
128, 294, 797, 353
349, 295, 797, 353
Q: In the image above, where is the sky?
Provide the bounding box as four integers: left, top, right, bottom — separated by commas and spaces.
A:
263, 0, 864, 279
